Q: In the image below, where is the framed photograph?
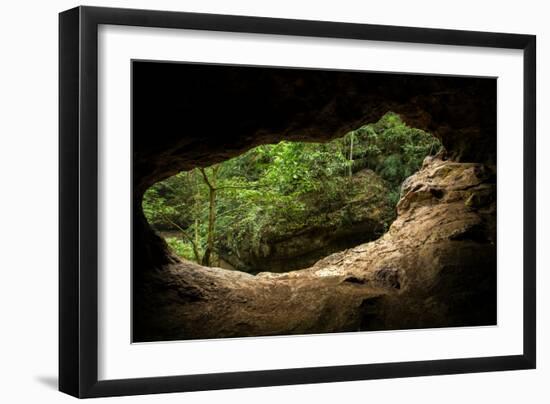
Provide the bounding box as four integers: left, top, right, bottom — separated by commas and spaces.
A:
59, 6, 536, 398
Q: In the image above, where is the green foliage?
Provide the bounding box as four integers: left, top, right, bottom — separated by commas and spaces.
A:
164, 237, 197, 261
142, 170, 205, 230
345, 112, 441, 187
142, 112, 441, 265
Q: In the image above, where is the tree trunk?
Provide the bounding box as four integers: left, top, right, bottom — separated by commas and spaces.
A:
201, 165, 219, 266
194, 219, 200, 252
202, 187, 216, 266
349, 133, 354, 177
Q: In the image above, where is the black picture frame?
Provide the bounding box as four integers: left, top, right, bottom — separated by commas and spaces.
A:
59, 5, 536, 398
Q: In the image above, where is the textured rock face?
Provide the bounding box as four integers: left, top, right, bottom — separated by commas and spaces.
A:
216, 169, 395, 273
133, 158, 496, 341
132, 63, 496, 275
133, 63, 496, 195
131, 63, 497, 341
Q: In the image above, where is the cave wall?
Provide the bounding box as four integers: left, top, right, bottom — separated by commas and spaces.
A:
132, 61, 496, 274
134, 158, 497, 341
133, 62, 496, 194
131, 62, 497, 341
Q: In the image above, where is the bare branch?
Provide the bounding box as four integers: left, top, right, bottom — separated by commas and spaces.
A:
160, 214, 201, 263
198, 168, 214, 190
216, 184, 270, 191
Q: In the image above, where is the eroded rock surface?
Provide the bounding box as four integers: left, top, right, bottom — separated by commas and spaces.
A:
134, 158, 496, 341
132, 63, 496, 275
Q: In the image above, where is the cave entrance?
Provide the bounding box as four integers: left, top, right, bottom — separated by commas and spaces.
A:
131, 61, 496, 342
142, 112, 442, 274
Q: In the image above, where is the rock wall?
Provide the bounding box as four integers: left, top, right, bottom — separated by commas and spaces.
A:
131, 63, 497, 340
133, 63, 496, 195
132, 62, 497, 275
134, 158, 496, 341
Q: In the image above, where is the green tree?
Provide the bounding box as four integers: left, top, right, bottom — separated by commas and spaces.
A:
142, 112, 441, 267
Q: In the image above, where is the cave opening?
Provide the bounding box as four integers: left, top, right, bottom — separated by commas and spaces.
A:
131, 60, 496, 342
142, 112, 442, 274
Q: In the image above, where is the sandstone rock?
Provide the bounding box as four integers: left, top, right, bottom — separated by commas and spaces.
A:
133, 158, 496, 341
132, 64, 496, 278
